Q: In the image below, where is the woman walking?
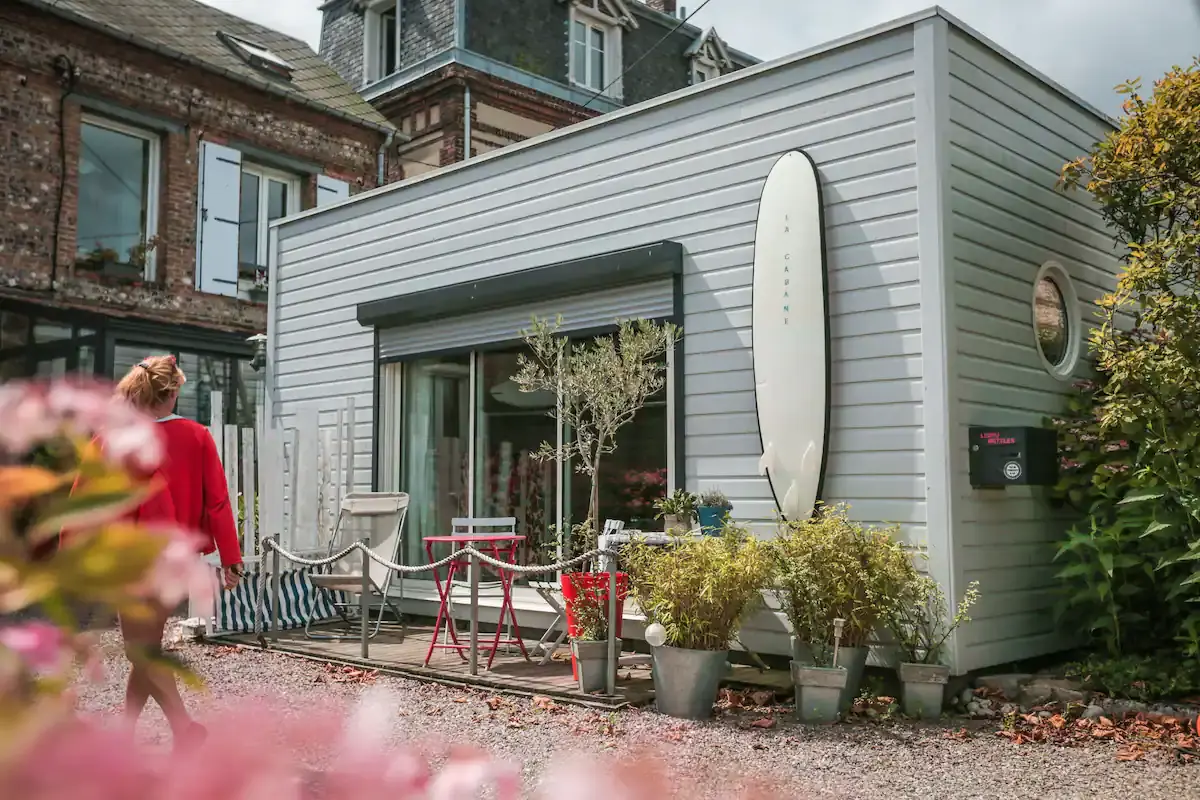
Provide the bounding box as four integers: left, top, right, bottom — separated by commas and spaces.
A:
95, 355, 243, 746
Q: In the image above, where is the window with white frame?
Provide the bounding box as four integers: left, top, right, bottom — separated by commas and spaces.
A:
75, 115, 160, 279
569, 1, 623, 96
237, 163, 298, 285
692, 60, 720, 84
363, 0, 401, 84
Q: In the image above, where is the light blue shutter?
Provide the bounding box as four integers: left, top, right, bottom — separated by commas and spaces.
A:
195, 141, 242, 297
316, 175, 350, 206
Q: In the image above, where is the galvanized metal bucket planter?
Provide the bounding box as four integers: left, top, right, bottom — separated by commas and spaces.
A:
652, 645, 728, 719
792, 662, 848, 723
835, 645, 869, 711
792, 639, 867, 710
572, 639, 621, 694
898, 662, 950, 719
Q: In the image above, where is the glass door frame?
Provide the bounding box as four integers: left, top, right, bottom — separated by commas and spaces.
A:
377, 330, 681, 589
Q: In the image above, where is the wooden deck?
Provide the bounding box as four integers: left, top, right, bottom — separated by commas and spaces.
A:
213, 623, 655, 709
211, 622, 795, 710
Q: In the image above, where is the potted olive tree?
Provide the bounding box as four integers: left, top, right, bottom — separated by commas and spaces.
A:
696, 488, 732, 535
654, 488, 697, 533
770, 503, 911, 711
516, 315, 680, 680
624, 525, 774, 720
887, 573, 980, 719
566, 573, 621, 693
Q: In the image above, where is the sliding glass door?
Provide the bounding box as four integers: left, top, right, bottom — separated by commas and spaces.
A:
400, 354, 470, 571
383, 332, 674, 583
474, 348, 559, 576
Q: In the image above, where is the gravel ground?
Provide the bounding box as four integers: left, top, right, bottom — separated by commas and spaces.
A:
72, 629, 1198, 800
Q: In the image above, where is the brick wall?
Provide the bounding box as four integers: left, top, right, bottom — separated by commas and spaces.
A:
319, 0, 366, 89
0, 4, 388, 334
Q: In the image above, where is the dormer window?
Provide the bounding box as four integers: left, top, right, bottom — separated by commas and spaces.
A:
364, 0, 401, 84
217, 31, 293, 79
686, 27, 733, 86
567, 0, 635, 98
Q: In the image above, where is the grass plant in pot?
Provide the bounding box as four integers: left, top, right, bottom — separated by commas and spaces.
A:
792, 618, 849, 723
515, 315, 680, 681
696, 488, 732, 535
769, 503, 912, 711
566, 572, 621, 693
654, 488, 697, 533
624, 525, 775, 720
887, 572, 980, 719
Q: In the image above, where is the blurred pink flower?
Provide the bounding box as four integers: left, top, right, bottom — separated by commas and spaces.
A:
0, 379, 162, 470
0, 622, 69, 674
136, 532, 214, 612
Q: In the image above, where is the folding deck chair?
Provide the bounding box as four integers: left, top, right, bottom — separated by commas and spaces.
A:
306, 492, 410, 642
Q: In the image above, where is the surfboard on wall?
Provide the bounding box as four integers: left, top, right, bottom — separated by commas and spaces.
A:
752, 150, 831, 521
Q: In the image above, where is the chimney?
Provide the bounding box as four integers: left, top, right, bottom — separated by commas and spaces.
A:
644, 0, 678, 15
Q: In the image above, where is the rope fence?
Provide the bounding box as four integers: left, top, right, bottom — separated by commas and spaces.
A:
251, 536, 625, 691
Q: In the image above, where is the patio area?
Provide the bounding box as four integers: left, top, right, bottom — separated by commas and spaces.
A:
210, 622, 793, 710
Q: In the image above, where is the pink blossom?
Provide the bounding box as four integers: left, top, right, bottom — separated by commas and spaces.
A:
0, 383, 58, 454
138, 532, 214, 611
0, 622, 69, 674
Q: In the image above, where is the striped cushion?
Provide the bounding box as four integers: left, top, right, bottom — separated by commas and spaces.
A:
211, 561, 348, 634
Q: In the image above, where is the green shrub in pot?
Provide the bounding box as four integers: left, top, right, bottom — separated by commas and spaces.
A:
654, 488, 698, 533
886, 572, 980, 719
769, 503, 913, 710
624, 525, 775, 719
565, 573, 621, 694
697, 488, 732, 535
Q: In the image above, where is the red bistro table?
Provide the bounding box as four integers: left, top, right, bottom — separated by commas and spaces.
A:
422, 534, 530, 669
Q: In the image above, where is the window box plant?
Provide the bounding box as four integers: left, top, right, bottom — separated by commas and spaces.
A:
654, 488, 697, 533
887, 573, 980, 719
696, 488, 731, 535
625, 525, 775, 719
769, 503, 913, 711
564, 572, 621, 693
792, 618, 849, 723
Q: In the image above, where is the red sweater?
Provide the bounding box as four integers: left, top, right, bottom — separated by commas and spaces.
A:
64, 416, 243, 567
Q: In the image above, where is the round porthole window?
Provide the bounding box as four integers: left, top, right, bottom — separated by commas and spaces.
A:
1032, 260, 1080, 379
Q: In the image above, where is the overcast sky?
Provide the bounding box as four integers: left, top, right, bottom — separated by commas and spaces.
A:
201, 0, 1200, 118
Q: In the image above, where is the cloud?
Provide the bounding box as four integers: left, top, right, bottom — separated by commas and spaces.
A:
199, 0, 1199, 116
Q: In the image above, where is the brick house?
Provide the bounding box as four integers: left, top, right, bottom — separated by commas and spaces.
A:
0, 0, 397, 426
318, 0, 758, 177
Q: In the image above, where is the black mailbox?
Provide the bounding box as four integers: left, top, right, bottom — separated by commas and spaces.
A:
968, 426, 1058, 488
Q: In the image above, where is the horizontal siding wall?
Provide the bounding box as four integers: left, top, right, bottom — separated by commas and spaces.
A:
271, 29, 924, 650
945, 30, 1120, 670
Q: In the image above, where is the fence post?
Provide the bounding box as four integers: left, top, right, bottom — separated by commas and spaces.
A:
606, 555, 618, 696
270, 534, 281, 644
469, 550, 480, 677
359, 538, 370, 659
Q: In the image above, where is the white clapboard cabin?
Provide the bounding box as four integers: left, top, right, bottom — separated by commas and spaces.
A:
262, 7, 1121, 673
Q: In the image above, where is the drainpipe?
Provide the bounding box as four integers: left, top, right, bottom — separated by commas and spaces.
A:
463, 84, 472, 161
377, 129, 395, 186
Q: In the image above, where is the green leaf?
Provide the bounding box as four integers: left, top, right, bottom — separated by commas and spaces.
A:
1100, 552, 1115, 576
1118, 490, 1165, 505
1143, 520, 1173, 537
1056, 562, 1092, 579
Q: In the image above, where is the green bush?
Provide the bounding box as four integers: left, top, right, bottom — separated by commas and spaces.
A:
768, 503, 914, 655
1063, 653, 1200, 703
624, 525, 774, 651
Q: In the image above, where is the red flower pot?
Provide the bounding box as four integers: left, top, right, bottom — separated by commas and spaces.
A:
561, 571, 629, 681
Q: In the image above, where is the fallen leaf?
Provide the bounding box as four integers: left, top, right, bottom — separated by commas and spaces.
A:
749, 717, 776, 729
